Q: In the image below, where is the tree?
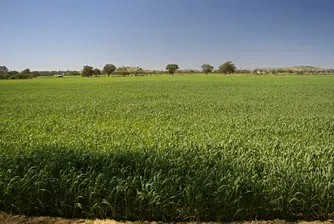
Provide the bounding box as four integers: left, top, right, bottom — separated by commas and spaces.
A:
93, 68, 101, 77
0, 66, 8, 74
21, 68, 31, 74
19, 68, 32, 79
219, 61, 236, 74
8, 71, 18, 76
0, 70, 20, 79
201, 64, 214, 75
31, 71, 39, 78
166, 64, 179, 76
134, 67, 143, 76
103, 64, 116, 77
117, 66, 130, 77
65, 71, 81, 76
82, 66, 94, 77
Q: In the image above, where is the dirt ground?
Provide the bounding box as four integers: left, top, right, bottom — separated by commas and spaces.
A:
0, 212, 333, 224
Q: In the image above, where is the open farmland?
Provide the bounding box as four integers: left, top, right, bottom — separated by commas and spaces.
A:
0, 75, 333, 221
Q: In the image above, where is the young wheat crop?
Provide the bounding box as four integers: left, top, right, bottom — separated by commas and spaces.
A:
0, 75, 333, 221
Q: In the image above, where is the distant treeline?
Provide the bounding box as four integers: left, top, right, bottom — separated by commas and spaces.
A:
235, 68, 334, 75
1, 63, 334, 80
0, 68, 82, 79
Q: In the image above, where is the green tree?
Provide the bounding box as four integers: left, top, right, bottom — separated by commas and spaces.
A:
21, 68, 31, 74
93, 68, 101, 77
117, 66, 130, 77
65, 71, 81, 76
103, 64, 116, 77
31, 71, 39, 78
82, 66, 94, 77
0, 70, 18, 79
201, 64, 214, 75
135, 67, 143, 76
8, 71, 18, 76
166, 64, 179, 76
0, 66, 8, 74
19, 69, 32, 79
219, 61, 236, 74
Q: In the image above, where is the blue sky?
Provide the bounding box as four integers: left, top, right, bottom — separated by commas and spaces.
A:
1, 0, 333, 71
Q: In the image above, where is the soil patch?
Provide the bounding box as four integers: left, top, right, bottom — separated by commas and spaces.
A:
1, 212, 333, 224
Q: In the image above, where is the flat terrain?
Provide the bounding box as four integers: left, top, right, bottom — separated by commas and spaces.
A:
1, 212, 334, 224
0, 75, 333, 221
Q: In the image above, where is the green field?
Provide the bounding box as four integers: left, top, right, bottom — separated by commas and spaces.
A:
0, 75, 334, 221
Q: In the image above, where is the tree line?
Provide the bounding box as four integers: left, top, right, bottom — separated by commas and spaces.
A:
0, 61, 236, 79
81, 61, 236, 77
0, 67, 40, 79
1, 62, 333, 79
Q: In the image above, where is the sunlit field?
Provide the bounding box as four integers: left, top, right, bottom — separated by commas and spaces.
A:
0, 75, 333, 221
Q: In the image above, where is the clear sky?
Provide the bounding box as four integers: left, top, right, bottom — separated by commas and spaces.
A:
1, 0, 334, 71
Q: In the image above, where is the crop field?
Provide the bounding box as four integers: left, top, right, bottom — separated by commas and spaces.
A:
0, 75, 333, 221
